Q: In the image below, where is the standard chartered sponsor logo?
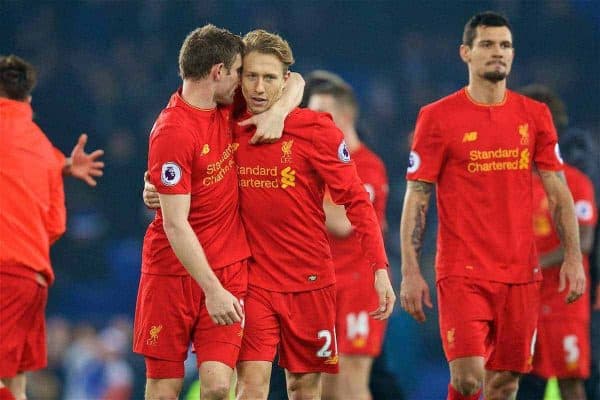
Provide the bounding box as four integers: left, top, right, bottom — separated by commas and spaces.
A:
203, 143, 239, 186
237, 165, 297, 189
467, 147, 530, 173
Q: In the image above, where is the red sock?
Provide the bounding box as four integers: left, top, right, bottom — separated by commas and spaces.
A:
0, 387, 16, 400
447, 384, 482, 400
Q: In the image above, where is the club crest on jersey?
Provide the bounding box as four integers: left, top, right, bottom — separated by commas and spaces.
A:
575, 200, 593, 221
161, 162, 182, 186
554, 143, 564, 164
281, 139, 294, 163
338, 140, 351, 163
407, 151, 421, 173
518, 123, 529, 145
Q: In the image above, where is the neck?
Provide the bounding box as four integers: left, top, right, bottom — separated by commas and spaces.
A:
181, 79, 217, 109
342, 125, 361, 151
466, 74, 507, 105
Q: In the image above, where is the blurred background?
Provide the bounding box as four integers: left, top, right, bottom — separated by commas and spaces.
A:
2, 1, 599, 399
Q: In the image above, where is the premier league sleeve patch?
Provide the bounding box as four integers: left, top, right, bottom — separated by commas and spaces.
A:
407, 151, 421, 173
574, 200, 593, 222
161, 162, 182, 186
338, 140, 351, 163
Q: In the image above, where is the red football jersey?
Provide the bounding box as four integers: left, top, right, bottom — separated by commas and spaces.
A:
234, 108, 388, 292
143, 90, 250, 275
533, 164, 597, 321
328, 145, 389, 284
407, 88, 563, 283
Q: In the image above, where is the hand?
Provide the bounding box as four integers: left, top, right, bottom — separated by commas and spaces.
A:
239, 109, 285, 144
370, 269, 396, 320
143, 171, 161, 209
594, 283, 600, 311
204, 286, 244, 326
558, 259, 586, 304
67, 133, 104, 186
400, 271, 432, 323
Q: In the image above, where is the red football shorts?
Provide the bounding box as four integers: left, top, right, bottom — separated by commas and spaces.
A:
335, 279, 386, 357
239, 284, 339, 374
0, 272, 48, 377
437, 276, 540, 373
532, 318, 590, 379
133, 260, 247, 378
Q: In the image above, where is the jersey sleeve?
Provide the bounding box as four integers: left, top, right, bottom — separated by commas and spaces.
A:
569, 171, 598, 227
46, 148, 66, 244
311, 114, 388, 271
148, 121, 195, 195
534, 104, 563, 171
406, 106, 446, 182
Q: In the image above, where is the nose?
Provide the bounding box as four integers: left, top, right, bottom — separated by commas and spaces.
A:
255, 78, 265, 94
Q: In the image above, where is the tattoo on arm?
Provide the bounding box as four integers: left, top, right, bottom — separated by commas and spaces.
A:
411, 204, 427, 257
407, 181, 433, 258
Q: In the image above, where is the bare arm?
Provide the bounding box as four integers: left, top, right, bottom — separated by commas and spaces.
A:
241, 72, 305, 144
323, 197, 353, 238
399, 180, 434, 322
159, 193, 243, 325
539, 225, 595, 268
539, 170, 585, 303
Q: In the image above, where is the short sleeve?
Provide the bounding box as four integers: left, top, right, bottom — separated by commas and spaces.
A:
148, 122, 195, 195
569, 172, 598, 226
406, 106, 446, 182
534, 104, 563, 172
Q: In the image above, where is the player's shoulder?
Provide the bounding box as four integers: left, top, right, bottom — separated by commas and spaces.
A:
284, 108, 339, 140
509, 89, 548, 114
419, 88, 465, 116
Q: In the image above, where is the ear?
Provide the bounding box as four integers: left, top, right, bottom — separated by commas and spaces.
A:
459, 44, 470, 64
211, 63, 225, 81
27, 95, 32, 104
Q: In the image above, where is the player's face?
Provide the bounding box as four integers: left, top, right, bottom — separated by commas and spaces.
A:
216, 54, 242, 105
461, 26, 514, 83
241, 51, 289, 114
308, 93, 343, 127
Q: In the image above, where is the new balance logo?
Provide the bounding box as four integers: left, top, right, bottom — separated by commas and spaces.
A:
462, 131, 478, 142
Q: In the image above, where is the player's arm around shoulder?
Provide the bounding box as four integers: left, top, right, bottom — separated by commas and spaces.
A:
399, 180, 434, 323
539, 169, 585, 304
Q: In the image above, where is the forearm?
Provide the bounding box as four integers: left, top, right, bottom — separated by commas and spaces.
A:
272, 72, 304, 115
550, 192, 582, 262
324, 201, 353, 238
540, 170, 582, 263
163, 221, 221, 291
400, 181, 432, 275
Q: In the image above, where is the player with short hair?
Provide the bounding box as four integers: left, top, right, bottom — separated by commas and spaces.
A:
233, 29, 395, 400
306, 77, 389, 400
0, 54, 104, 400
134, 25, 302, 400
518, 85, 598, 400
399, 11, 585, 400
